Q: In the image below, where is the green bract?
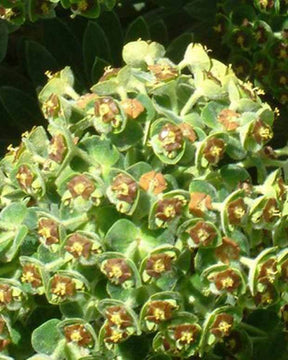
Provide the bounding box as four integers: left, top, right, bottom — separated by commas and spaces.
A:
0, 40, 288, 359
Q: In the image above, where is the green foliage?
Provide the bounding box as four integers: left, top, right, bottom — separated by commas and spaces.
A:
214, 0, 288, 107
0, 40, 288, 359
0, 0, 116, 24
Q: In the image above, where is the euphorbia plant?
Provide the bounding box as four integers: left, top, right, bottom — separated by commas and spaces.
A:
0, 40, 288, 359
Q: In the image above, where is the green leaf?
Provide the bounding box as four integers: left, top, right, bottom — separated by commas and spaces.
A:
0, 22, 8, 63
0, 203, 27, 227
97, 11, 123, 64
106, 219, 163, 260
3, 225, 28, 262
125, 16, 150, 43
109, 121, 143, 151
0, 86, 44, 131
31, 319, 63, 355
25, 40, 58, 86
149, 20, 169, 46
80, 135, 120, 168
166, 33, 194, 64
43, 18, 85, 88
91, 57, 110, 84
83, 21, 111, 79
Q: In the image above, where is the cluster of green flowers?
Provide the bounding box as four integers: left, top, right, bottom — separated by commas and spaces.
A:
0, 0, 116, 24
214, 0, 288, 105
0, 41, 288, 359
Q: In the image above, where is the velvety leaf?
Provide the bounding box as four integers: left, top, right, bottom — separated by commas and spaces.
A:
0, 22, 8, 63
25, 40, 58, 86
31, 319, 63, 355
83, 21, 111, 79
97, 11, 123, 64
125, 16, 150, 43
0, 86, 44, 131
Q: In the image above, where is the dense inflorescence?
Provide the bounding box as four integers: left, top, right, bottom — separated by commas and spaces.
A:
214, 0, 288, 106
0, 0, 116, 23
0, 40, 288, 359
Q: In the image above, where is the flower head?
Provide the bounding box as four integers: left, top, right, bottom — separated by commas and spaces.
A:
105, 306, 133, 329
111, 173, 137, 204
210, 313, 234, 338
155, 197, 184, 224
67, 175, 95, 200
21, 264, 42, 288
38, 218, 59, 246
16, 165, 34, 192
145, 300, 177, 324
262, 198, 280, 223
120, 98, 145, 119
217, 109, 240, 131
257, 258, 278, 284
178, 123, 197, 142
212, 269, 241, 293
102, 258, 132, 285
145, 253, 173, 278
188, 221, 216, 247
64, 324, 93, 347
158, 123, 183, 156
0, 284, 12, 306
148, 64, 178, 81
215, 237, 240, 264
227, 198, 247, 225
99, 67, 121, 82
203, 137, 225, 165
188, 192, 212, 217
252, 120, 273, 144
104, 324, 128, 344
172, 324, 200, 347
94, 97, 119, 123
50, 275, 76, 300
42, 94, 60, 118
65, 233, 92, 259
139, 171, 167, 195
254, 284, 276, 306
48, 134, 67, 163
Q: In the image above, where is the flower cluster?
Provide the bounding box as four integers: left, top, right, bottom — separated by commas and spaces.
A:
214, 0, 288, 105
0, 41, 288, 359
0, 0, 116, 24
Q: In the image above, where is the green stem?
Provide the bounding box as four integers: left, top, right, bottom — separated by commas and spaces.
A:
240, 322, 267, 337
240, 256, 254, 268
180, 90, 202, 117
45, 254, 72, 271
274, 146, 288, 157
61, 213, 89, 227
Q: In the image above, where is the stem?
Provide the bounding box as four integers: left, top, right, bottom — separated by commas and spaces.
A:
45, 254, 72, 271
52, 339, 66, 360
180, 90, 202, 117
61, 213, 89, 227
274, 146, 288, 157
240, 322, 267, 337
240, 256, 254, 268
